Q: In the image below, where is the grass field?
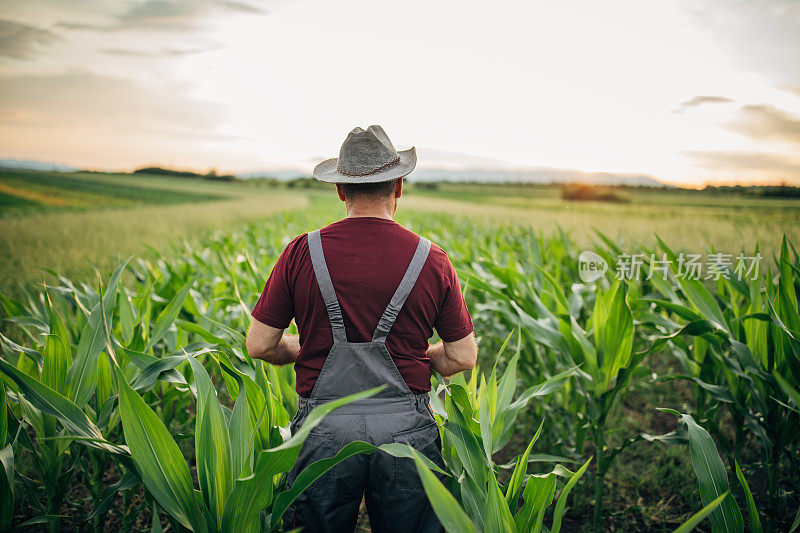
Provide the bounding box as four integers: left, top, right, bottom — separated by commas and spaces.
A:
1, 170, 799, 532
0, 170, 309, 294
3, 170, 799, 296
406, 182, 800, 257
0, 169, 226, 215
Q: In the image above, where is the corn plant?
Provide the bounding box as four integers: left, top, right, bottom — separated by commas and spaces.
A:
640, 237, 800, 529
0, 259, 130, 532
2, 201, 799, 530
657, 409, 767, 533
469, 264, 650, 530
115, 353, 437, 532
0, 265, 446, 532
417, 334, 590, 532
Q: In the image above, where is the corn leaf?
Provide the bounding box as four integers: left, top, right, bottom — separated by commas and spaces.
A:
734, 461, 762, 533
485, 466, 516, 533
406, 447, 476, 533
228, 374, 254, 478
147, 278, 194, 350
221, 386, 384, 533
116, 367, 207, 532
682, 414, 743, 533
514, 472, 556, 533
505, 419, 544, 509
0, 442, 13, 532
269, 441, 447, 531
0, 358, 126, 455
67, 259, 129, 407
674, 491, 730, 533
551, 457, 592, 533
187, 355, 234, 528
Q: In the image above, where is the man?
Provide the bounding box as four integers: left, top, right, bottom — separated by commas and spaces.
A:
246, 125, 477, 533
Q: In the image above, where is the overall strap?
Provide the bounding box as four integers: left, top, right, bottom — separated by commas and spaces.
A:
307, 230, 347, 343
372, 237, 432, 343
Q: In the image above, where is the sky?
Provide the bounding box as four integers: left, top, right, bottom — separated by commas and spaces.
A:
1, 0, 799, 186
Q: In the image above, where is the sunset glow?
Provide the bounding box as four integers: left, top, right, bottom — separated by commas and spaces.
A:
2, 0, 800, 185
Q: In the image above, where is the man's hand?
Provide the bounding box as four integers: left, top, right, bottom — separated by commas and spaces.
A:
427, 332, 477, 377
246, 318, 300, 365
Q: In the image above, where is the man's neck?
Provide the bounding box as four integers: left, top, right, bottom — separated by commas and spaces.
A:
345, 201, 396, 220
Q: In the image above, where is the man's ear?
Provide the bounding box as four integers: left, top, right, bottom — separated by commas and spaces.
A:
395, 178, 404, 199
336, 184, 346, 202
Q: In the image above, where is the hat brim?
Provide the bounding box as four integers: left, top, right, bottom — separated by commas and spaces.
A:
312, 146, 416, 184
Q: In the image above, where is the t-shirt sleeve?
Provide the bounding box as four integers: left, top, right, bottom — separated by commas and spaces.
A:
434, 252, 474, 342
250, 240, 296, 329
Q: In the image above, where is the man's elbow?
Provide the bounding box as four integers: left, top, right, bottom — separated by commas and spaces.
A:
453, 334, 477, 371
246, 334, 272, 361
463, 337, 478, 370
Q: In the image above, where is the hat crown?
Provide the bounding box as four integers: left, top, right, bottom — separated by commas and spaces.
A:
337, 125, 400, 176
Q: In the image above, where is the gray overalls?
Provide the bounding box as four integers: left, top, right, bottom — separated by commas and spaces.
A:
284, 229, 445, 533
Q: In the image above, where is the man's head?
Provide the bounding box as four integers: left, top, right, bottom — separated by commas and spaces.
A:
312, 125, 415, 219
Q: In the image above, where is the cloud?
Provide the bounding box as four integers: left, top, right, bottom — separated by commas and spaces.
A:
0, 70, 228, 138
724, 104, 800, 147
683, 150, 800, 179
0, 69, 247, 170
57, 0, 267, 33
414, 147, 512, 169
101, 45, 220, 57
0, 19, 60, 59
680, 0, 800, 87
673, 95, 734, 114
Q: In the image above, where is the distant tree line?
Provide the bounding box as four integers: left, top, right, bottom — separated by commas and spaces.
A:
128, 168, 800, 198
702, 183, 800, 198
133, 167, 237, 182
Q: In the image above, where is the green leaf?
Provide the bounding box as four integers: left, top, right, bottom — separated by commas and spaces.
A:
118, 288, 137, 346
41, 291, 70, 394
269, 440, 447, 531
0, 443, 13, 532
0, 358, 126, 455
551, 457, 592, 533
674, 491, 730, 533
657, 237, 730, 334
594, 281, 634, 392
505, 419, 544, 510
444, 390, 487, 489
734, 461, 762, 533
682, 414, 743, 533
187, 355, 233, 529
131, 355, 187, 391
514, 472, 556, 533
115, 366, 207, 532
0, 380, 6, 449
789, 505, 800, 533
485, 466, 516, 533
507, 366, 577, 410
406, 447, 476, 533
67, 259, 129, 407
148, 278, 194, 350
495, 332, 519, 412
228, 374, 254, 478
86, 471, 140, 521
479, 373, 496, 461
222, 386, 384, 533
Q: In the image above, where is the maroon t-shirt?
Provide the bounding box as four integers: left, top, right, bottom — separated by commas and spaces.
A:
251, 216, 473, 397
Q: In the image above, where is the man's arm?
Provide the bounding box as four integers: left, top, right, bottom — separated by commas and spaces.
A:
427, 332, 477, 378
246, 317, 300, 365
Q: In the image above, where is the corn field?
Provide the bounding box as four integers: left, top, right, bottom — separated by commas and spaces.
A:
1, 202, 799, 532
